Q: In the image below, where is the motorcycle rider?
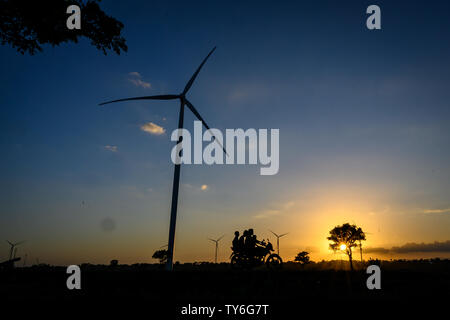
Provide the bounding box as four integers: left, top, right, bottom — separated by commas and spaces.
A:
240, 230, 248, 249
245, 229, 264, 257
232, 231, 240, 253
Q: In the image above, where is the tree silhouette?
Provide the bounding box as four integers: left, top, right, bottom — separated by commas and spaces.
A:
355, 226, 366, 262
327, 223, 366, 271
0, 0, 127, 55
294, 251, 310, 266
109, 259, 118, 267
152, 249, 168, 264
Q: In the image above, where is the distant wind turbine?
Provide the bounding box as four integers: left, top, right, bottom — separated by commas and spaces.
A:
6, 240, 25, 260
208, 235, 224, 264
269, 230, 288, 255
100, 47, 225, 271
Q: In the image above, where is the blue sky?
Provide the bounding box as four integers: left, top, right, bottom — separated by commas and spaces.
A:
0, 0, 449, 264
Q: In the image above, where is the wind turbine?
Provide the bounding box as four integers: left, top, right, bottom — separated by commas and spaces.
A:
208, 235, 224, 264
269, 230, 288, 255
6, 240, 25, 260
100, 47, 224, 271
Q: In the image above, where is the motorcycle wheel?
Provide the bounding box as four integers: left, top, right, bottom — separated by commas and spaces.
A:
266, 254, 283, 269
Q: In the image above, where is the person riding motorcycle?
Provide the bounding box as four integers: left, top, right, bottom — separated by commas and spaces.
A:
230, 228, 282, 269
232, 229, 269, 257
232, 231, 240, 252
242, 229, 265, 257
237, 230, 247, 253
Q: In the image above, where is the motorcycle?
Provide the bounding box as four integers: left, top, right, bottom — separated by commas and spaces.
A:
230, 239, 283, 269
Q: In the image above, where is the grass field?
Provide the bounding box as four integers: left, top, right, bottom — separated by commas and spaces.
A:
1, 260, 448, 316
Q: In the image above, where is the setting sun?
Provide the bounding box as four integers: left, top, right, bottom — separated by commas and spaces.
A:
340, 244, 347, 251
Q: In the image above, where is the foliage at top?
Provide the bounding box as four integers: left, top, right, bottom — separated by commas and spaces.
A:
0, 0, 127, 55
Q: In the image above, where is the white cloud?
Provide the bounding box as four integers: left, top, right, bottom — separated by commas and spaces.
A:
368, 205, 390, 216
283, 201, 295, 209
129, 78, 151, 89
103, 145, 118, 152
140, 122, 165, 135
424, 208, 450, 214
252, 200, 295, 219
128, 72, 151, 89
183, 183, 210, 192
253, 209, 281, 219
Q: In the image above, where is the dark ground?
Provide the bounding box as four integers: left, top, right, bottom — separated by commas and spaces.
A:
1, 260, 449, 317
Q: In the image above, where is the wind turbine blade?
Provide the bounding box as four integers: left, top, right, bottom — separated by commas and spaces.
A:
217, 235, 225, 242
185, 99, 228, 156
208, 238, 216, 242
269, 230, 279, 237
6, 240, 13, 246
99, 95, 179, 106
183, 47, 216, 94
279, 233, 289, 238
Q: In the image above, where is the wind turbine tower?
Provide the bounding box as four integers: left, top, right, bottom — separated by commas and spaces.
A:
208, 235, 224, 264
